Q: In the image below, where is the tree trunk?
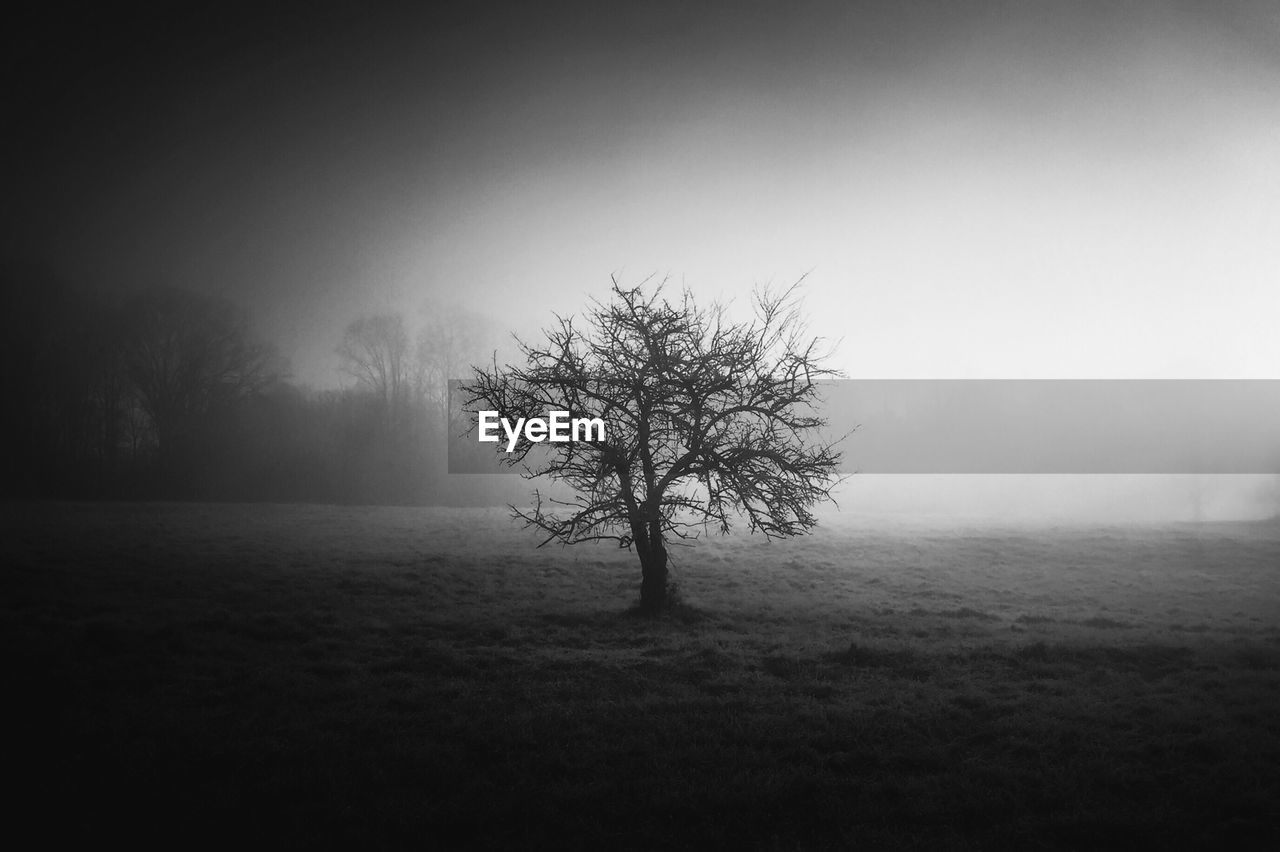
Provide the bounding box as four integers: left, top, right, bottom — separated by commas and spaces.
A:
637, 517, 668, 614
639, 545, 668, 614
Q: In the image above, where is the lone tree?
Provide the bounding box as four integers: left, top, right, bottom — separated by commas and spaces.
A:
463, 278, 845, 613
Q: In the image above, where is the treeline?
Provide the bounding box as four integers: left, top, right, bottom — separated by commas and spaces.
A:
2, 271, 522, 505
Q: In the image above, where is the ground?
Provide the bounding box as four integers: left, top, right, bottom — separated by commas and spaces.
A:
3, 502, 1279, 849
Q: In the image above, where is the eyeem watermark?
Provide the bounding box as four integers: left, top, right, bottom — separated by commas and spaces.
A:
478, 410, 606, 453
452, 380, 1280, 474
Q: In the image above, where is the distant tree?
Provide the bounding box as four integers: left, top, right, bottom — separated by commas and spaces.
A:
123, 286, 280, 466
462, 278, 845, 613
414, 298, 496, 425
337, 313, 411, 427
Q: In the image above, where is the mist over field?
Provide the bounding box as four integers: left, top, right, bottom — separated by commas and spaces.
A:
4, 1, 1280, 847
832, 475, 1280, 523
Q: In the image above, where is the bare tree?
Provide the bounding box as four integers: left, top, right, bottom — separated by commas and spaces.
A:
337, 313, 411, 427
124, 286, 279, 463
415, 299, 496, 425
463, 277, 846, 613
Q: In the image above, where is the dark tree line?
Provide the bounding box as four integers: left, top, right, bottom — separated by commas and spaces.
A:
2, 270, 515, 504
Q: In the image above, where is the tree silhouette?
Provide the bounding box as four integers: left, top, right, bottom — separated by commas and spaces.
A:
463, 278, 845, 613
124, 286, 280, 469
337, 313, 411, 429
415, 299, 496, 426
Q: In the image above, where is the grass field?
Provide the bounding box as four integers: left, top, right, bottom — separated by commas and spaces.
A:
4, 502, 1279, 849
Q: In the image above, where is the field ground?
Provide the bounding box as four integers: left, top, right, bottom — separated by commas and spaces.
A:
3, 502, 1279, 849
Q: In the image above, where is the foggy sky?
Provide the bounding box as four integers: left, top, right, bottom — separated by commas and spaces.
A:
6, 1, 1279, 390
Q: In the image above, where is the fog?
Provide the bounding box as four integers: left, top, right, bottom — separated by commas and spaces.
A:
5, 1, 1278, 518
830, 474, 1280, 523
